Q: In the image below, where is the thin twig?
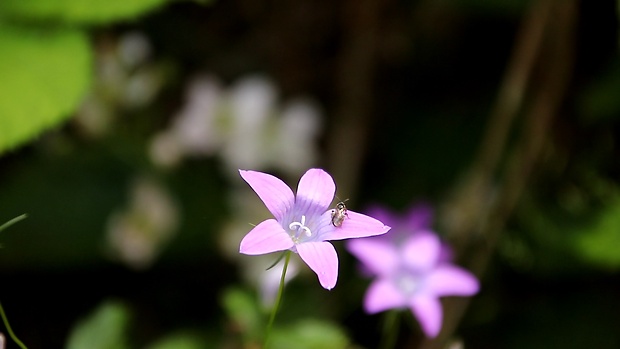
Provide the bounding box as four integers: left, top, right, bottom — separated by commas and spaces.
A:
419, 1, 577, 348
0, 214, 27, 233
442, 0, 552, 246
0, 302, 27, 349
326, 0, 385, 198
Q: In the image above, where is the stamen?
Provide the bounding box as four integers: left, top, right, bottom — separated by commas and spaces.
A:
289, 215, 312, 238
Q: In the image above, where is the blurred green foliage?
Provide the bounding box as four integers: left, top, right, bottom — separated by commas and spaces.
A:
572, 194, 620, 268
146, 334, 207, 349
66, 300, 212, 349
221, 287, 350, 349
221, 287, 263, 345
270, 319, 350, 349
579, 60, 620, 123
0, 0, 172, 24
507, 184, 620, 273
65, 301, 131, 349
0, 0, 180, 154
0, 25, 90, 154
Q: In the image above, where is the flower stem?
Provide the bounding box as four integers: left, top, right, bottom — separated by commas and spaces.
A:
380, 310, 400, 349
0, 301, 27, 349
0, 214, 27, 233
263, 250, 291, 349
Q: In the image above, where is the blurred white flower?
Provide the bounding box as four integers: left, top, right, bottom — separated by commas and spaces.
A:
176, 76, 224, 154
149, 131, 185, 168
75, 31, 164, 137
221, 76, 276, 170
258, 257, 299, 308
229, 75, 276, 125
446, 340, 465, 349
106, 176, 179, 269
123, 66, 164, 108
271, 98, 321, 171
149, 74, 322, 176
117, 31, 151, 69
76, 95, 114, 136
149, 76, 224, 168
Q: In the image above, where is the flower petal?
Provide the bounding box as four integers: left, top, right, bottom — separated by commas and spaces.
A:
240, 219, 294, 255
402, 232, 441, 272
410, 295, 443, 338
364, 278, 408, 313
346, 239, 399, 276
296, 241, 338, 290
239, 170, 295, 221
425, 265, 479, 297
295, 169, 335, 213
404, 203, 434, 231
323, 210, 390, 241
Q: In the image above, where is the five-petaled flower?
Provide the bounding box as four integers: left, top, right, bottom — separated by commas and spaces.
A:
346, 205, 479, 337
239, 168, 391, 290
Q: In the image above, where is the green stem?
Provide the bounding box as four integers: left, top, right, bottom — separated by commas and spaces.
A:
380, 310, 400, 349
0, 301, 27, 349
0, 214, 27, 233
263, 250, 291, 349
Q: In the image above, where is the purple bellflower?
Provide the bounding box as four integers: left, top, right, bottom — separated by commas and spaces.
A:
347, 205, 479, 337
239, 168, 391, 290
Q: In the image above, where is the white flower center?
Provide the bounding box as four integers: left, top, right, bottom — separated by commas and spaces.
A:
395, 273, 420, 296
289, 215, 312, 241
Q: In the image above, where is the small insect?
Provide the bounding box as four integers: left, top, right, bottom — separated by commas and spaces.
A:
331, 200, 349, 227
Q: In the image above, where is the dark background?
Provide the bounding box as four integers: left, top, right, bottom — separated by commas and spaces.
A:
1, 0, 620, 348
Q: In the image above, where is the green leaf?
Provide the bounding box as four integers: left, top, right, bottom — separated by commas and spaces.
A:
270, 319, 350, 349
511, 177, 620, 273
221, 287, 263, 342
578, 59, 620, 123
0, 25, 91, 154
0, 0, 174, 25
65, 301, 131, 349
572, 195, 620, 269
146, 333, 208, 349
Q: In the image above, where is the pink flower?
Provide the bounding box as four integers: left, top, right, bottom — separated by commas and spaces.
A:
239, 169, 391, 290
346, 205, 479, 337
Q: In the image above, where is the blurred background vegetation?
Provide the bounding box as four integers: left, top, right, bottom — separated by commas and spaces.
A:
1, 0, 620, 348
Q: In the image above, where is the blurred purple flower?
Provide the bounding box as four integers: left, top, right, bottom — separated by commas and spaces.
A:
347, 205, 479, 337
366, 204, 453, 262
366, 204, 433, 242
239, 168, 391, 290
